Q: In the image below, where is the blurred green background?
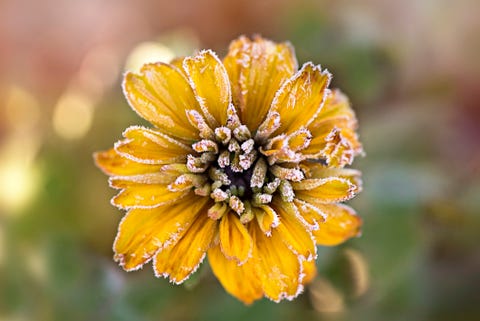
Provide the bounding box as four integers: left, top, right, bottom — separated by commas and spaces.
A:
1, 0, 479, 320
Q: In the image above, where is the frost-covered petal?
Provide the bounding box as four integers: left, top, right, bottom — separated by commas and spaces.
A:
208, 244, 263, 305
303, 89, 363, 166
219, 211, 253, 265
253, 205, 279, 236
292, 177, 358, 204
153, 209, 217, 283
223, 35, 298, 132
250, 223, 303, 302
111, 184, 189, 209
301, 259, 317, 285
114, 126, 191, 164
267, 62, 331, 136
94, 148, 163, 176
304, 165, 363, 193
113, 195, 211, 271
183, 50, 231, 127
312, 204, 362, 246
123, 63, 201, 140
293, 198, 325, 230
272, 198, 316, 261
108, 164, 189, 189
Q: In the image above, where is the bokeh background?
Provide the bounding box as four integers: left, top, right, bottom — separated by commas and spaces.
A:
1, 0, 479, 320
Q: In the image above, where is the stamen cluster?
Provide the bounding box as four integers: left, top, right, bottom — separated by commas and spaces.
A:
175, 104, 299, 224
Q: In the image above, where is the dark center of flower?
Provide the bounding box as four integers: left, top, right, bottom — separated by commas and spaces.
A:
222, 162, 255, 199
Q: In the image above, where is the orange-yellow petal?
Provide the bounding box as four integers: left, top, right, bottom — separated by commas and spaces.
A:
108, 164, 189, 189
153, 210, 217, 283
253, 205, 279, 236
113, 195, 210, 271
305, 166, 363, 193
208, 244, 263, 305
114, 126, 191, 164
268, 62, 331, 136
183, 50, 231, 127
272, 198, 316, 261
223, 35, 298, 132
94, 148, 163, 176
303, 89, 363, 166
312, 204, 362, 246
250, 223, 303, 302
293, 198, 325, 230
111, 184, 188, 209
122, 62, 200, 140
301, 259, 317, 285
293, 177, 357, 204
219, 211, 253, 265
169, 57, 187, 75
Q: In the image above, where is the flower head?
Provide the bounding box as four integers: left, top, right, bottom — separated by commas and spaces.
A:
94, 35, 363, 304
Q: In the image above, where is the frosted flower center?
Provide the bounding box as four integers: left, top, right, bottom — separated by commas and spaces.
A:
222, 163, 255, 199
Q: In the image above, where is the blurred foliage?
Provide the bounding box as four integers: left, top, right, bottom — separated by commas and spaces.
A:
1, 0, 479, 320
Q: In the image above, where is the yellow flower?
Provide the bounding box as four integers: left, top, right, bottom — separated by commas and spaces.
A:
94, 36, 363, 304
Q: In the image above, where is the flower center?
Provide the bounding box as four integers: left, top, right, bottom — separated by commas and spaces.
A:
180, 110, 300, 223
222, 164, 254, 199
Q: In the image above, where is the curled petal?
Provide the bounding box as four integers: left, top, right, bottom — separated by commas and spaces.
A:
293, 198, 326, 230
293, 177, 358, 204
304, 89, 363, 166
304, 165, 363, 193
253, 205, 279, 236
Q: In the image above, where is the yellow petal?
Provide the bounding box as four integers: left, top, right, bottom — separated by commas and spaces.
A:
169, 57, 187, 75
111, 184, 189, 209
293, 177, 357, 204
123, 63, 201, 140
268, 62, 331, 136
253, 205, 279, 236
301, 259, 317, 285
305, 166, 362, 193
153, 210, 217, 283
272, 198, 316, 261
208, 244, 263, 305
114, 126, 191, 164
312, 204, 362, 246
109, 164, 188, 189
219, 211, 253, 265
293, 198, 325, 230
223, 35, 298, 132
250, 223, 303, 302
94, 148, 163, 176
113, 195, 211, 271
183, 50, 231, 127
287, 128, 312, 152
304, 89, 363, 166
311, 89, 357, 125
